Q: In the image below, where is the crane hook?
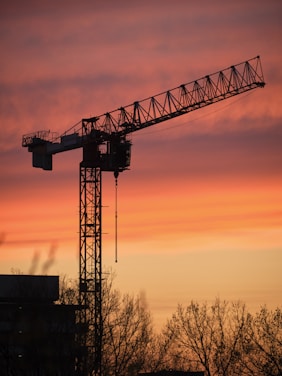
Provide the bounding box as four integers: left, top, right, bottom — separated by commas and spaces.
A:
114, 170, 119, 180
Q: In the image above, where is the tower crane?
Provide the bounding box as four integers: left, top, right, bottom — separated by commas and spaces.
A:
22, 56, 265, 376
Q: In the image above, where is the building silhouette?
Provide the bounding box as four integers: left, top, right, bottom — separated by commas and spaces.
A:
0, 274, 77, 375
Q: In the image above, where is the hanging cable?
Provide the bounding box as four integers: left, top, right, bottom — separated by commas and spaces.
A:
114, 172, 119, 263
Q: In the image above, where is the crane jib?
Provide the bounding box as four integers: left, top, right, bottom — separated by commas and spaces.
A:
22, 56, 265, 155
82, 56, 264, 137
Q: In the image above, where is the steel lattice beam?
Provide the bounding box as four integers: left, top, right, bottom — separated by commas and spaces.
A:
81, 56, 265, 137
79, 165, 102, 376
22, 56, 264, 152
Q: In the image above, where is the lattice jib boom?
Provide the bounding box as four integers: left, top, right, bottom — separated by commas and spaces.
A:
22, 56, 264, 150
82, 56, 265, 137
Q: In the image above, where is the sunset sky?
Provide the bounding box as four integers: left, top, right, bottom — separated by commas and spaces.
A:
1, 0, 281, 330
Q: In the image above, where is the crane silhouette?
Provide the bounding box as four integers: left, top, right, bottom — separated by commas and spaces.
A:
22, 56, 265, 375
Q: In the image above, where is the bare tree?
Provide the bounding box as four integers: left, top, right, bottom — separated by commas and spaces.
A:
167, 301, 215, 375
58, 272, 154, 375
149, 327, 199, 372
243, 306, 282, 376
166, 299, 251, 376
59, 275, 79, 305
102, 288, 154, 375
211, 299, 248, 376
145, 326, 181, 372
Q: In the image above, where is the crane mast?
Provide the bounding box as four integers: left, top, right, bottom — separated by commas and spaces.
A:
22, 56, 265, 376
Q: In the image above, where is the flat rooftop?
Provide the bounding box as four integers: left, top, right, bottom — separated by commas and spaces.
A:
0, 274, 59, 302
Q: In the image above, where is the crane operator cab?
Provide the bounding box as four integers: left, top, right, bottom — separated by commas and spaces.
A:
82, 135, 131, 176
107, 136, 131, 177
